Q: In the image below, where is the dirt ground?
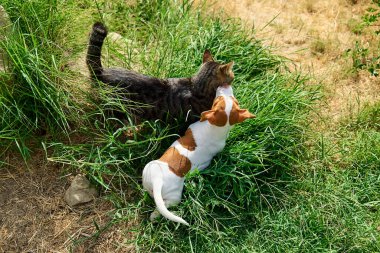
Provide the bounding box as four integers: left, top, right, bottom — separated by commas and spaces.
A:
0, 150, 135, 252
1, 0, 379, 252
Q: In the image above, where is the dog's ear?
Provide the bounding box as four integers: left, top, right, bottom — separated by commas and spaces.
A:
229, 108, 255, 125
200, 110, 215, 122
203, 49, 214, 63
236, 109, 255, 123
200, 109, 228, 126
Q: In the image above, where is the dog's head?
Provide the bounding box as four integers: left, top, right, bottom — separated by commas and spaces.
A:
200, 85, 255, 127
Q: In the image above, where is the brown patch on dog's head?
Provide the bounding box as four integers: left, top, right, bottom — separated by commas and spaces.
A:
178, 128, 197, 151
229, 96, 256, 125
159, 147, 192, 177
200, 96, 228, 126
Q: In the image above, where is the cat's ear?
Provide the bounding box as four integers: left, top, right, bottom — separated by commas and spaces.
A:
219, 61, 234, 73
203, 49, 214, 63
236, 109, 255, 123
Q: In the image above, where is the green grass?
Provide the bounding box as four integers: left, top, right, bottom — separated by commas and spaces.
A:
1, 0, 379, 252
0, 0, 78, 160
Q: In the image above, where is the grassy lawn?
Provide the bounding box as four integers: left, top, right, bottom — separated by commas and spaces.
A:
0, 0, 379, 252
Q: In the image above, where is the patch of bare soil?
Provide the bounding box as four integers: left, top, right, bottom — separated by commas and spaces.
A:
200, 0, 380, 127
0, 151, 135, 253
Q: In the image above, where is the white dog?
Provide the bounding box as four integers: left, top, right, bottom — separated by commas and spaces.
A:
142, 85, 255, 225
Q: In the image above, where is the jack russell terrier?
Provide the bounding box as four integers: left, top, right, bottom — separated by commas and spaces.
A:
142, 85, 255, 225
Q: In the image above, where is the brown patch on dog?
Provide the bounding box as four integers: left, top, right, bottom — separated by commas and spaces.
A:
200, 96, 228, 126
229, 96, 256, 125
229, 96, 240, 125
159, 147, 192, 177
178, 128, 197, 151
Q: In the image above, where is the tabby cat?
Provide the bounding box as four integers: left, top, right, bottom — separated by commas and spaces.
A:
86, 22, 234, 123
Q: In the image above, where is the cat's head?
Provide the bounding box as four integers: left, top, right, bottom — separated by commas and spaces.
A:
193, 50, 235, 95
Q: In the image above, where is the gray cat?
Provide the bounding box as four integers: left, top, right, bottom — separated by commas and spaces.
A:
87, 22, 234, 123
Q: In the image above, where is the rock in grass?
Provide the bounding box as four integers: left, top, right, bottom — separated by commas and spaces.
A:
64, 174, 99, 207
0, 5, 11, 72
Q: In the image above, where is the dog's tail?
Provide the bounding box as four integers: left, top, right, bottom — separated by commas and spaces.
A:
86, 22, 108, 80
152, 179, 189, 226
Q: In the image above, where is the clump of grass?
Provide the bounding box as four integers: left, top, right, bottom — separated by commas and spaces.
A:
345, 1, 380, 76
290, 16, 305, 30
242, 99, 380, 252
0, 0, 78, 159
346, 41, 380, 76
345, 101, 380, 131
270, 22, 285, 34
311, 37, 328, 55
348, 18, 365, 35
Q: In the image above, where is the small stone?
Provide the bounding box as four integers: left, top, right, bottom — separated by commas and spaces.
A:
64, 174, 99, 207
107, 32, 123, 42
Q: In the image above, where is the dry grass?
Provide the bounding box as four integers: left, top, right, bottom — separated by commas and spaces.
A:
305, 0, 317, 14
197, 0, 379, 128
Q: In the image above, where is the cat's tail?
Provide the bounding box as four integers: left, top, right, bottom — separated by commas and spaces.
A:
152, 179, 189, 226
86, 22, 108, 80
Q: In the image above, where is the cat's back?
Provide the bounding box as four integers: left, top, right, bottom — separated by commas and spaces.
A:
101, 68, 169, 89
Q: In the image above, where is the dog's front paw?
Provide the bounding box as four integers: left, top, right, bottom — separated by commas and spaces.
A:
150, 210, 161, 222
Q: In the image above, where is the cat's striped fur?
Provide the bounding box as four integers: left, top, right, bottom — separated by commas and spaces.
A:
86, 22, 234, 123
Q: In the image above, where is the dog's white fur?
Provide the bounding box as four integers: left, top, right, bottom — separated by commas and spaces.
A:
142, 85, 254, 225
